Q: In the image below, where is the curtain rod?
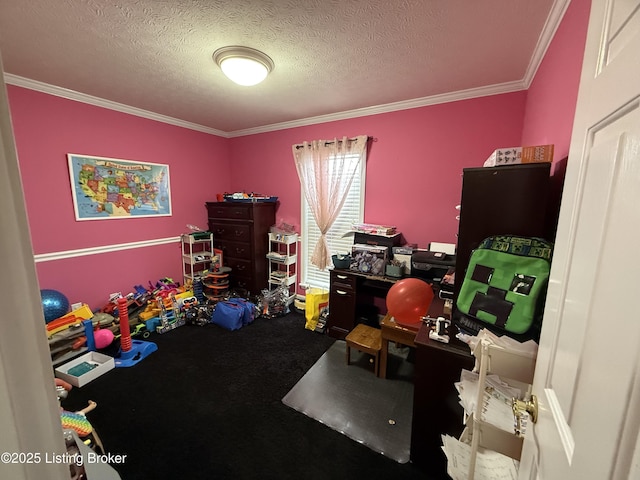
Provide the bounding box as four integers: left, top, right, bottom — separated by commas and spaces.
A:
294, 136, 374, 149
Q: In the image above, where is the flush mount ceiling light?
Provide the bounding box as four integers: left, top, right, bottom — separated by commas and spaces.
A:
213, 46, 274, 86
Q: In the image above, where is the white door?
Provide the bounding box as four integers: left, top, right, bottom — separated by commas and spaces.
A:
519, 0, 640, 479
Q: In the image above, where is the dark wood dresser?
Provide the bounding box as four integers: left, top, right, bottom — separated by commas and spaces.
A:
205, 202, 276, 295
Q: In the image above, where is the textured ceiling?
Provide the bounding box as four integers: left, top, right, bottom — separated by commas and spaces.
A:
0, 0, 563, 136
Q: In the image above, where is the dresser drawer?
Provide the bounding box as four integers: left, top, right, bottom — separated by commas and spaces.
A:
210, 222, 251, 242
329, 286, 356, 305
328, 286, 356, 339
225, 257, 252, 276
330, 270, 356, 291
327, 270, 357, 339
207, 204, 253, 220
214, 239, 251, 261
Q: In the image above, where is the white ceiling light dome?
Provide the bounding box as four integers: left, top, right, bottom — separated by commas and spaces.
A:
213, 46, 274, 86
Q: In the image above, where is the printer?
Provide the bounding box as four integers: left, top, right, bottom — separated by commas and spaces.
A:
411, 250, 456, 284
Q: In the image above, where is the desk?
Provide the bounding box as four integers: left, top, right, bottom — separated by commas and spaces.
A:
327, 270, 474, 476
327, 269, 397, 339
410, 308, 474, 474
378, 314, 419, 379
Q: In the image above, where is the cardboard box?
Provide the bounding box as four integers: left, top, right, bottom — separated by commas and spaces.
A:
484, 144, 554, 167
55, 351, 115, 387
350, 244, 388, 275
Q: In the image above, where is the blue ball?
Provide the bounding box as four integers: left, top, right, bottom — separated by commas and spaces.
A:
40, 289, 70, 323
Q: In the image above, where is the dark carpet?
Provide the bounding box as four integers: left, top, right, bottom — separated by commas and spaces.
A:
63, 312, 432, 480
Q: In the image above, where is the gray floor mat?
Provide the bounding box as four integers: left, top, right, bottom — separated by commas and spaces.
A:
282, 340, 415, 463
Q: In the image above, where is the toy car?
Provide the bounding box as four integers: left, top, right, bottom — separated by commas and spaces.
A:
132, 323, 151, 339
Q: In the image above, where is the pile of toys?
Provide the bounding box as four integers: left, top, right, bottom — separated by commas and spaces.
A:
256, 285, 291, 318
46, 278, 189, 365
133, 278, 193, 334
47, 276, 268, 372
48, 304, 115, 365
43, 277, 265, 429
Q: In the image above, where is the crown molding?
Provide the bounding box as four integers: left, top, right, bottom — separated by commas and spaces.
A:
4, 74, 229, 138
33, 236, 180, 263
522, 0, 571, 88
6, 0, 569, 145
233, 0, 571, 139
227, 80, 527, 137
6, 72, 528, 139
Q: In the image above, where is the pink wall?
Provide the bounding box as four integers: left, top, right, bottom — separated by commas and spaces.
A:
7, 0, 591, 310
521, 0, 591, 162
520, 0, 591, 236
229, 92, 527, 249
8, 86, 230, 309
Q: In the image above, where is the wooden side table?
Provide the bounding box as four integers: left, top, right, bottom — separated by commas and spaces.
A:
345, 323, 382, 376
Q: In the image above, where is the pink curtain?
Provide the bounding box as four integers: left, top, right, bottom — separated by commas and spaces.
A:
293, 135, 368, 270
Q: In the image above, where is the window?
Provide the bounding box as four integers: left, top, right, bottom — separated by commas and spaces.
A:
300, 153, 366, 289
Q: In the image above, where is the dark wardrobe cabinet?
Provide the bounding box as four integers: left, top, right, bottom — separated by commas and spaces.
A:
453, 163, 555, 308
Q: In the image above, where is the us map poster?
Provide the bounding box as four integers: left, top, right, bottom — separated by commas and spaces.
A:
67, 154, 172, 221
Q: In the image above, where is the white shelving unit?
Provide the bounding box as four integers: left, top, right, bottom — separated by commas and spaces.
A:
266, 232, 298, 304
445, 339, 537, 480
181, 232, 214, 285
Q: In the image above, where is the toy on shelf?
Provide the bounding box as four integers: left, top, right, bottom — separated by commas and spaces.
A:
267, 232, 298, 306
46, 303, 94, 337
48, 312, 116, 367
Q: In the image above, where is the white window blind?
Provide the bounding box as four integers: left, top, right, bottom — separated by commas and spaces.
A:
301, 153, 366, 289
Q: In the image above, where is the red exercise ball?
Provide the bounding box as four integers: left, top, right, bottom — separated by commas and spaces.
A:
386, 278, 434, 326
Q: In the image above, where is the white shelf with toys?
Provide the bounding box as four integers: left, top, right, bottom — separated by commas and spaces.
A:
181, 232, 214, 285
266, 232, 298, 304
